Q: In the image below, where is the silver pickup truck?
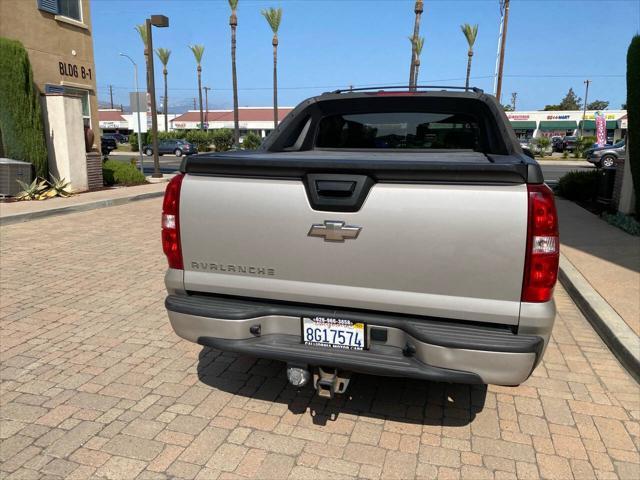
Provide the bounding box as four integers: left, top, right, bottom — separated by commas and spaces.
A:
163, 86, 559, 398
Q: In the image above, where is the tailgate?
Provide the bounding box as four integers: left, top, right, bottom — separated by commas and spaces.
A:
180, 173, 528, 325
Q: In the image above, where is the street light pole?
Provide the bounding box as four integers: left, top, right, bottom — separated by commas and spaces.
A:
119, 54, 145, 175
495, 0, 510, 103
144, 15, 169, 179
203, 86, 211, 129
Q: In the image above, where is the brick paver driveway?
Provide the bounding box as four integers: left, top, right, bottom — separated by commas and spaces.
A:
1, 199, 638, 480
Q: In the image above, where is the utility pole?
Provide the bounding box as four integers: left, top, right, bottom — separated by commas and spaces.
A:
495, 0, 510, 103
109, 85, 114, 109
193, 98, 197, 110
580, 79, 591, 138
203, 86, 211, 129
511, 92, 517, 110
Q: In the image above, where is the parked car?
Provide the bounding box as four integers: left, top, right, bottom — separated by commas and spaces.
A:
142, 139, 197, 157
101, 136, 117, 155
162, 87, 558, 398
551, 136, 564, 152
585, 139, 626, 168
562, 136, 578, 152
102, 133, 127, 144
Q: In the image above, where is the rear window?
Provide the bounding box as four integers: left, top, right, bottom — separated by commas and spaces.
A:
315, 112, 480, 150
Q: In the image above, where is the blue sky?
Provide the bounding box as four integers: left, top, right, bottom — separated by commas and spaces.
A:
92, 0, 640, 111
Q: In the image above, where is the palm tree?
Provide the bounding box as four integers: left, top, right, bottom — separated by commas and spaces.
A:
229, 0, 240, 145
460, 23, 478, 90
408, 0, 424, 89
135, 24, 148, 49
261, 7, 282, 129
410, 36, 424, 85
155, 48, 171, 132
189, 44, 205, 130
135, 24, 150, 115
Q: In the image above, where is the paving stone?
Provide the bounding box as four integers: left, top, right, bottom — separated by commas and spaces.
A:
102, 434, 164, 461
593, 417, 636, 451
536, 453, 574, 480
472, 437, 536, 463
382, 450, 417, 479
244, 430, 305, 456
95, 456, 147, 480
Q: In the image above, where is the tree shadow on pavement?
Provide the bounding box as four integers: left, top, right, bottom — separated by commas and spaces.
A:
197, 347, 486, 427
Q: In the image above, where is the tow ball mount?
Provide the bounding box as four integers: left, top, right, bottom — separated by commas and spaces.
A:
313, 367, 351, 398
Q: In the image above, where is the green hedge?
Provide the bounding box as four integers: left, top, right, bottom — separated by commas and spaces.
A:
0, 37, 48, 177
103, 159, 146, 186
627, 35, 640, 214
555, 170, 599, 202
242, 132, 262, 150
130, 128, 235, 153
210, 129, 234, 152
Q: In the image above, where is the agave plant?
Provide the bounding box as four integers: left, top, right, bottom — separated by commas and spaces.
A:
48, 175, 73, 197
15, 178, 49, 201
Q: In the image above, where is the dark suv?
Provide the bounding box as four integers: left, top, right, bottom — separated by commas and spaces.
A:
143, 139, 197, 157
101, 136, 117, 155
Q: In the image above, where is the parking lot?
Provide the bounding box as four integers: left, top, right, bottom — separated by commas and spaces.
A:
1, 198, 638, 479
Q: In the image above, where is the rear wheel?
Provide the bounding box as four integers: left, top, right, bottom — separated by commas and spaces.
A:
601, 155, 615, 168
145, 148, 153, 156
174, 148, 183, 157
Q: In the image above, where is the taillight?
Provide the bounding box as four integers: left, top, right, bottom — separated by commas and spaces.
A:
521, 184, 559, 302
162, 174, 185, 269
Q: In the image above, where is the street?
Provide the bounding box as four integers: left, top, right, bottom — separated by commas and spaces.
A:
1, 199, 638, 479
108, 152, 595, 184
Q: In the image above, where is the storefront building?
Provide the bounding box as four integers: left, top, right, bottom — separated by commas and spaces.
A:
170, 107, 294, 138
506, 110, 627, 141
98, 110, 179, 134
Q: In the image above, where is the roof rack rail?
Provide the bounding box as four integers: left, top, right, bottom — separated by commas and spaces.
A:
326, 85, 484, 94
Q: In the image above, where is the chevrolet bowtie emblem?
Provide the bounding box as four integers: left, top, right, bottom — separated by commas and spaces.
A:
308, 220, 362, 242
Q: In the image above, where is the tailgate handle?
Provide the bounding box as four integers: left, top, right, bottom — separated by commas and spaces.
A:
315, 180, 356, 197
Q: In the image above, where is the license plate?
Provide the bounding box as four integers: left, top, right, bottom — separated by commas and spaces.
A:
302, 317, 365, 350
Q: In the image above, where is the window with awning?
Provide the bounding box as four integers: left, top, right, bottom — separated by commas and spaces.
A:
538, 121, 577, 130
509, 121, 536, 129
579, 120, 618, 130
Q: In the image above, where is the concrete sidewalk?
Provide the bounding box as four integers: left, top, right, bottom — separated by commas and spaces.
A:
0, 182, 167, 225
556, 198, 640, 379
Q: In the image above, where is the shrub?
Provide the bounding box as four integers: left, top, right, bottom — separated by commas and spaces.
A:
601, 212, 640, 236
242, 132, 262, 150
532, 137, 550, 156
577, 136, 597, 158
184, 130, 211, 152
102, 159, 146, 186
627, 35, 640, 214
211, 129, 234, 152
129, 132, 141, 151
555, 170, 599, 202
0, 38, 48, 178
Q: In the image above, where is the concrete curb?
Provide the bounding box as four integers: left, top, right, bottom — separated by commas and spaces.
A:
0, 191, 165, 226
559, 254, 640, 383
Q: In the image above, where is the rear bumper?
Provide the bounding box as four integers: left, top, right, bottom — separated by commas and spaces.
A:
166, 293, 553, 386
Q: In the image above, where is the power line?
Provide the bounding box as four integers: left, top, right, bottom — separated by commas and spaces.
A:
97, 73, 624, 95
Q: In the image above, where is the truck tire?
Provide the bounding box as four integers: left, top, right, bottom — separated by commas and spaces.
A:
174, 149, 183, 157
145, 148, 153, 156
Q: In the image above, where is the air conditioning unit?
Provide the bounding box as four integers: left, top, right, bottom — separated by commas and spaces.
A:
0, 158, 33, 197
